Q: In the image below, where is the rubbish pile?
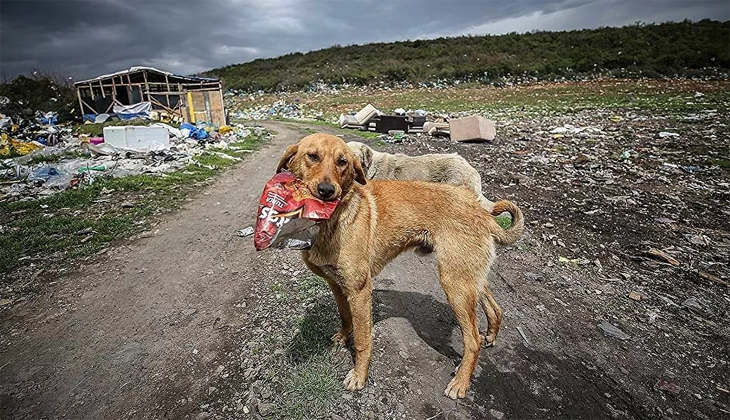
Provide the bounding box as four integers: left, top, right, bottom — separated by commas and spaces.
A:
338, 104, 496, 143
0, 121, 267, 202
0, 95, 70, 157
227, 97, 324, 121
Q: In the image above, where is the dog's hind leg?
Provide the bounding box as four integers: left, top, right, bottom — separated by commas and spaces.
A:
304, 260, 352, 346
439, 269, 482, 399
479, 282, 503, 347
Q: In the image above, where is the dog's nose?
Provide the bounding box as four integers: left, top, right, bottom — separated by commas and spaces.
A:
317, 182, 336, 199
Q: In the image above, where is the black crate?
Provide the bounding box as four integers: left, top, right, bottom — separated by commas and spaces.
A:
370, 115, 408, 133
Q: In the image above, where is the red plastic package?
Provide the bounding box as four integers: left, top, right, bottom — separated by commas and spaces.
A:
254, 171, 339, 250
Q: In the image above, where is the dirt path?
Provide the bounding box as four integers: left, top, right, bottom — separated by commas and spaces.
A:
1, 121, 727, 420
0, 123, 304, 419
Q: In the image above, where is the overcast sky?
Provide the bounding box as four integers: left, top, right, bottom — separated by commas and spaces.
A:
1, 0, 728, 81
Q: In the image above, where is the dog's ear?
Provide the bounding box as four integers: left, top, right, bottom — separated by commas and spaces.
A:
353, 157, 367, 185
276, 144, 298, 173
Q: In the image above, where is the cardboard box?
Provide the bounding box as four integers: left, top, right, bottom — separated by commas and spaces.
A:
449, 115, 496, 142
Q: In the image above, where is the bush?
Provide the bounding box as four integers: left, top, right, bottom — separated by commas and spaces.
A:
206, 20, 729, 92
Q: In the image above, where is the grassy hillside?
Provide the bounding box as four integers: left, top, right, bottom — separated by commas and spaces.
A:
206, 20, 729, 92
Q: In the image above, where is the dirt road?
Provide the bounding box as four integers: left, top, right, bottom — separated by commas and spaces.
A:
1, 122, 727, 419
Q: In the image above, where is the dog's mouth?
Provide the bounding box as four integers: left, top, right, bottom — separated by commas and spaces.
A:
308, 184, 341, 202
314, 192, 341, 202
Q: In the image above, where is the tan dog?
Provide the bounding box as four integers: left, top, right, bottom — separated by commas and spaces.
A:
347, 141, 494, 211
277, 133, 523, 399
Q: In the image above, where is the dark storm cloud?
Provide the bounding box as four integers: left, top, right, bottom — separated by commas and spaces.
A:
0, 0, 727, 80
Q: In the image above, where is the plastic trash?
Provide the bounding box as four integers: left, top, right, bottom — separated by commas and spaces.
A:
179, 123, 208, 140
95, 113, 111, 123
236, 226, 254, 237
151, 122, 183, 139
27, 165, 74, 189
658, 131, 680, 138
254, 171, 339, 250
38, 111, 58, 125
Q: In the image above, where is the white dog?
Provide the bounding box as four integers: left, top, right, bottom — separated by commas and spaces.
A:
347, 141, 493, 210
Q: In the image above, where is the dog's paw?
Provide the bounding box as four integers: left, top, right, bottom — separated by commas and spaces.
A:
331, 330, 349, 347
480, 332, 497, 347
443, 377, 469, 399
343, 369, 366, 391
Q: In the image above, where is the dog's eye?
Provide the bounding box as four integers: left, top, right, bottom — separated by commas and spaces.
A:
307, 153, 320, 162
337, 157, 348, 166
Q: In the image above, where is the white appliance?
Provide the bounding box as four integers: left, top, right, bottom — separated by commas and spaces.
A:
102, 126, 169, 151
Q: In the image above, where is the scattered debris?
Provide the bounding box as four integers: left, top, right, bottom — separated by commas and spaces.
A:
658, 131, 680, 138
628, 292, 643, 301
516, 326, 530, 345
236, 226, 254, 237
75, 227, 94, 236
1, 120, 268, 202
642, 248, 680, 266
698, 271, 727, 286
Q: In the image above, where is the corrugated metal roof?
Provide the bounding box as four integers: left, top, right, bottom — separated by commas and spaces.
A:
74, 66, 218, 85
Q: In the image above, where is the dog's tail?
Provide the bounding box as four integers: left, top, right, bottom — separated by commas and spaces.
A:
490, 200, 524, 246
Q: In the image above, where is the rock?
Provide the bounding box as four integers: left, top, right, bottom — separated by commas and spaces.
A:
525, 272, 544, 282
75, 227, 94, 235
597, 321, 631, 341
681, 296, 702, 312
182, 308, 197, 316
489, 408, 505, 419
543, 222, 555, 228
121, 201, 135, 208
654, 380, 680, 395
258, 402, 274, 415
620, 273, 631, 280
207, 386, 217, 396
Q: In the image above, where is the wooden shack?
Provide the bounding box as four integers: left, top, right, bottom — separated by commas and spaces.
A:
74, 66, 226, 125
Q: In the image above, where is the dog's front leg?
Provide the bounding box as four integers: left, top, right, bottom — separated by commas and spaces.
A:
303, 260, 352, 346
343, 281, 373, 391
326, 279, 353, 346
